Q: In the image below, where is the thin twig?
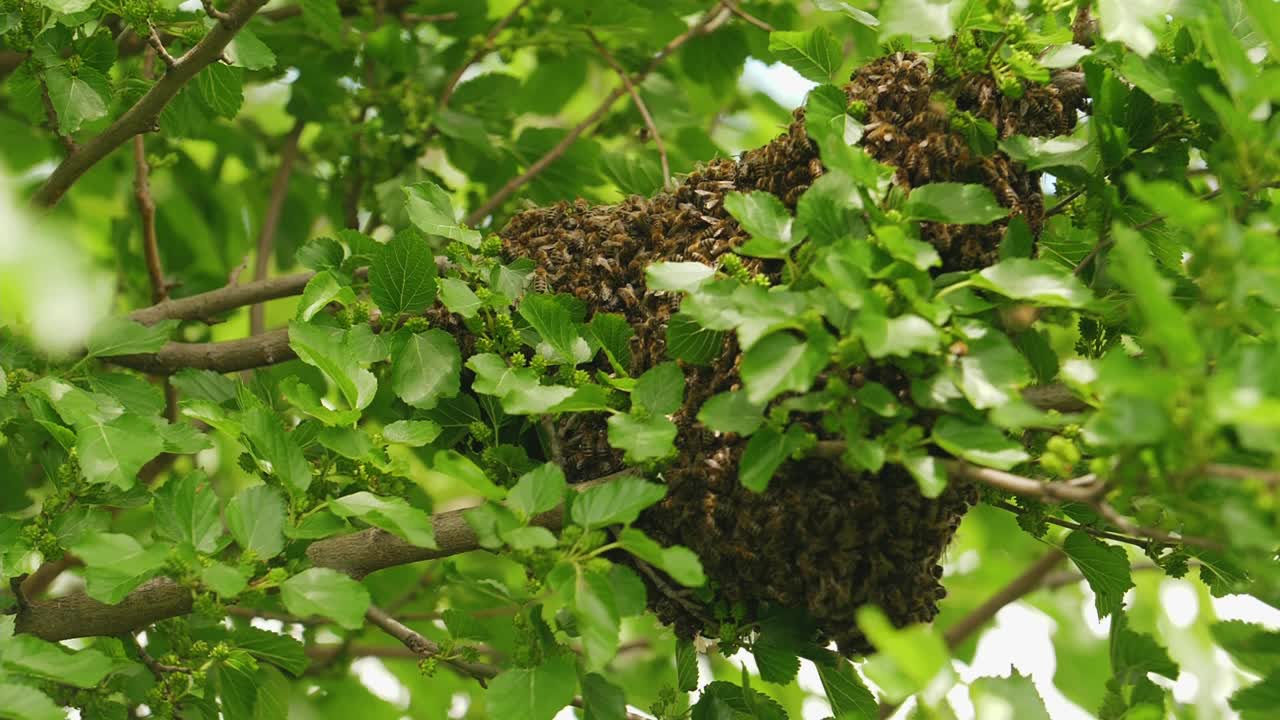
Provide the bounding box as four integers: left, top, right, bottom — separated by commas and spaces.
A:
721, 0, 775, 32
18, 555, 81, 600
1204, 463, 1280, 488
586, 30, 672, 190
146, 25, 178, 69
250, 120, 304, 336
402, 11, 458, 23
436, 0, 531, 114
364, 605, 499, 684
1043, 186, 1085, 218
130, 633, 192, 677
1091, 500, 1222, 550
134, 52, 167, 304
201, 0, 231, 23
32, 0, 271, 208
943, 548, 1065, 648
466, 3, 730, 224
994, 500, 1151, 548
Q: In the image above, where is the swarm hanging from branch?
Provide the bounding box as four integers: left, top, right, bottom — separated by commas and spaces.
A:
496, 53, 1084, 652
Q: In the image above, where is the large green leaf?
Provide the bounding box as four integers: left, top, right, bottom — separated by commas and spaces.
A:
330, 492, 436, 548
486, 655, 577, 720
767, 27, 842, 83
391, 330, 461, 410
904, 183, 1009, 224
403, 182, 482, 247
226, 484, 287, 559
280, 568, 371, 629
369, 229, 439, 318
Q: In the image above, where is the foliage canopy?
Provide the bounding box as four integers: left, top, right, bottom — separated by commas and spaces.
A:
2, 1, 1280, 719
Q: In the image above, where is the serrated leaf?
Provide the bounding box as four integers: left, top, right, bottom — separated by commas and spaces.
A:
606, 413, 678, 463
369, 229, 438, 318
617, 528, 705, 587
382, 420, 442, 446
280, 568, 370, 629
724, 191, 801, 258
697, 390, 764, 436
0, 635, 123, 688
667, 313, 726, 366
439, 277, 483, 318
241, 406, 312, 494
519, 293, 590, 365
1063, 531, 1134, 619
486, 655, 577, 720
904, 182, 1009, 224
767, 27, 842, 82
879, 0, 959, 41
932, 417, 1030, 469
391, 329, 461, 410
571, 476, 666, 528
739, 424, 811, 493
676, 639, 700, 692
86, 317, 178, 358
43, 66, 106, 134
507, 463, 567, 521
155, 471, 222, 553
818, 659, 877, 719
740, 331, 829, 404
403, 182, 482, 247
646, 261, 716, 293
633, 362, 684, 416
76, 413, 164, 489
973, 258, 1093, 307
330, 492, 437, 548
227, 485, 287, 559
193, 62, 244, 119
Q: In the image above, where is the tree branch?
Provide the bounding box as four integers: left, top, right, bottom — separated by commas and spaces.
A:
942, 548, 1065, 648
134, 52, 167, 304
31, 0, 270, 208
107, 328, 296, 374
465, 2, 731, 224
365, 605, 499, 682
587, 30, 672, 190
129, 272, 318, 325
435, 0, 531, 116
251, 120, 305, 335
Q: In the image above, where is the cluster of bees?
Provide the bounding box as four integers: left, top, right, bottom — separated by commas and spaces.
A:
494, 53, 1082, 653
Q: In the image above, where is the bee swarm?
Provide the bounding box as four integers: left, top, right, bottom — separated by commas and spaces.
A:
496, 53, 1083, 653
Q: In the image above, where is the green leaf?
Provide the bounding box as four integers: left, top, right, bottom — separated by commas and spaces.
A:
857, 606, 955, 703
957, 333, 1034, 410
369, 229, 438, 318
589, 313, 634, 371
241, 407, 312, 494
723, 191, 801, 258
1040, 43, 1092, 69
227, 485, 287, 559
676, 639, 700, 692
575, 567, 621, 670
486, 655, 577, 720
296, 271, 356, 321
697, 390, 764, 436
606, 413, 678, 463
970, 672, 1051, 720
1063, 531, 1134, 620
430, 449, 505, 500
507, 463, 567, 521
667, 313, 726, 366
902, 453, 948, 498
299, 0, 344, 46
403, 182, 482, 247
879, 0, 959, 41
1098, 0, 1165, 56
0, 683, 64, 720
999, 134, 1099, 172
932, 417, 1030, 470
741, 331, 830, 404
1212, 621, 1280, 676
633, 362, 684, 415
439, 277, 483, 318
570, 475, 666, 528
692, 681, 788, 720
580, 673, 627, 720
232, 627, 308, 677
646, 261, 717, 293
814, 0, 880, 27
1108, 224, 1203, 369
213, 650, 259, 720
201, 563, 250, 598
288, 321, 378, 410
382, 420, 442, 446
280, 568, 371, 629
767, 27, 842, 83
43, 66, 106, 133
69, 532, 167, 604
155, 471, 222, 553
1231, 672, 1280, 720
617, 528, 705, 586
227, 28, 276, 70
973, 258, 1093, 307
904, 182, 1009, 224
519, 293, 590, 365
76, 413, 164, 489
818, 659, 877, 720
391, 329, 461, 410
330, 492, 437, 548
467, 354, 577, 415
193, 62, 243, 118
859, 313, 940, 358
798, 169, 864, 247
739, 424, 812, 493
86, 317, 177, 357
876, 224, 940, 270
1, 635, 122, 688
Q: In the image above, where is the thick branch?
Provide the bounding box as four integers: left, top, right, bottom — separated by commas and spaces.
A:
251, 121, 305, 335
31, 0, 270, 208
107, 328, 296, 374
129, 272, 318, 325
942, 548, 1065, 648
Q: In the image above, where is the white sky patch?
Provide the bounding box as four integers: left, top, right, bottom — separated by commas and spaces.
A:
1214, 594, 1280, 629
740, 58, 817, 109
1160, 580, 1200, 629
351, 657, 411, 709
